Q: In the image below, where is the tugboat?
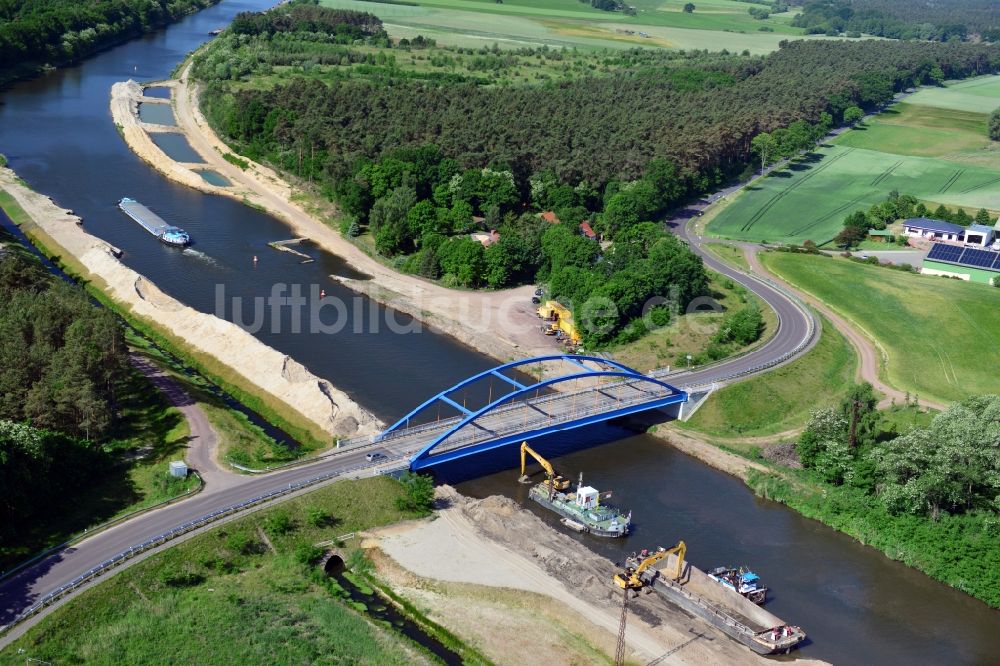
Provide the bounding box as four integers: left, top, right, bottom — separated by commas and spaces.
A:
518, 441, 630, 537
707, 566, 768, 604
118, 197, 191, 247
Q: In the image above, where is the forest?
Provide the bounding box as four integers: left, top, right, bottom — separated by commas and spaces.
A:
793, 0, 1000, 41
195, 6, 1000, 341
0, 0, 219, 73
753, 386, 1000, 608
0, 246, 131, 545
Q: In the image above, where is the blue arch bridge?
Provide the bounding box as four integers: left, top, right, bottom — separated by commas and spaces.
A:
356, 355, 689, 471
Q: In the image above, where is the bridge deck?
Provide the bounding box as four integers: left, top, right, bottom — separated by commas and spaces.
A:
365, 377, 683, 466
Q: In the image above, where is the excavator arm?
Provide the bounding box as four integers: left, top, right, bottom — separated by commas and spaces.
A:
519, 442, 570, 490
614, 541, 687, 590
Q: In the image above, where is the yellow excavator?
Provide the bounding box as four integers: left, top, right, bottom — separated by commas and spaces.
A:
518, 441, 570, 491
612, 541, 687, 665
613, 541, 687, 590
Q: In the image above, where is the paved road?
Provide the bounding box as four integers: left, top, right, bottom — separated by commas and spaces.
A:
0, 201, 819, 647
660, 206, 819, 389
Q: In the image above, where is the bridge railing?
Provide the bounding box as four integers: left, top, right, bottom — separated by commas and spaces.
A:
374, 375, 677, 447
419, 382, 682, 458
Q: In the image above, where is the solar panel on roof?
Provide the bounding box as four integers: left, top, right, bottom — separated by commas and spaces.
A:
992, 254, 1000, 270
927, 243, 964, 263
963, 248, 996, 268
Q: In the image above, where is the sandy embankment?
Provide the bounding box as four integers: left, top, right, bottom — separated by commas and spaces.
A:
372, 487, 826, 666
112, 73, 559, 362
0, 166, 381, 440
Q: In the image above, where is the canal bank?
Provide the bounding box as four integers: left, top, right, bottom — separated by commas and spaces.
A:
456, 431, 1000, 665
0, 166, 380, 442
111, 69, 558, 363
1, 2, 1000, 663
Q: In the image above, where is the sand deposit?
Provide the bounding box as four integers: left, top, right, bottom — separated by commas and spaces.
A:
111, 68, 560, 362
0, 166, 381, 439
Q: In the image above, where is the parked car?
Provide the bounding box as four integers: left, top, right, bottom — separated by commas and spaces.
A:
534, 287, 543, 296
365, 451, 387, 463
531, 296, 541, 304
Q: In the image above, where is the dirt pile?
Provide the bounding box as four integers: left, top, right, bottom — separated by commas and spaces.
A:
449, 488, 666, 626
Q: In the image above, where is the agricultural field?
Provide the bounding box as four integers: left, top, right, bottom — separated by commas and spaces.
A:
707, 75, 1000, 244
321, 0, 814, 53
759, 252, 1000, 406
905, 74, 1000, 114
708, 145, 1000, 244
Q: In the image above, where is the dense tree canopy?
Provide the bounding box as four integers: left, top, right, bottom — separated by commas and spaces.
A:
793, 0, 1000, 41
990, 106, 1000, 141
0, 0, 219, 72
195, 12, 1000, 343
0, 248, 133, 544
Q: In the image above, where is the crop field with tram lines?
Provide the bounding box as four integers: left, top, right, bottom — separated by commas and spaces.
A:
708, 75, 1000, 245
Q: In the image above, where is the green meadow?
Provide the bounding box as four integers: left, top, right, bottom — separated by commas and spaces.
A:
905, 75, 1000, 114
2, 478, 470, 666
681, 314, 857, 437
759, 252, 1000, 406
321, 0, 815, 52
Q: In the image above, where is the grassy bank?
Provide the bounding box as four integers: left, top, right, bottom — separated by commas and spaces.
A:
612, 269, 776, 373
679, 315, 857, 437
2, 477, 473, 665
760, 251, 1000, 405
703, 242, 752, 272
747, 468, 1000, 609
0, 185, 330, 452
126, 330, 296, 469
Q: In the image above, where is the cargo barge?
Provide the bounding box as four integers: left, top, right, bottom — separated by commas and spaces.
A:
118, 197, 190, 246
645, 553, 805, 655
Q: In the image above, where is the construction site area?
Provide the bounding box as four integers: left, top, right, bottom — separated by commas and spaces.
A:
369, 486, 823, 666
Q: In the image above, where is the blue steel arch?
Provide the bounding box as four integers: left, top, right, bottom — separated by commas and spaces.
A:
377, 355, 686, 470
383, 354, 667, 436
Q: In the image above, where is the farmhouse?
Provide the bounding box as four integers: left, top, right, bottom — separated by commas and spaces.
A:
902, 217, 964, 241
470, 229, 499, 247
902, 218, 995, 247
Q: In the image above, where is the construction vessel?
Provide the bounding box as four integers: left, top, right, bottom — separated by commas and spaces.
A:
118, 197, 190, 247
519, 441, 630, 537
614, 544, 805, 656
707, 566, 767, 605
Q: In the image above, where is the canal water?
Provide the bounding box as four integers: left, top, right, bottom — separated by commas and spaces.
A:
1, 2, 999, 664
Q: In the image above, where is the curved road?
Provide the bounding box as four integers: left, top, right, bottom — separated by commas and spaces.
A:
0, 200, 819, 648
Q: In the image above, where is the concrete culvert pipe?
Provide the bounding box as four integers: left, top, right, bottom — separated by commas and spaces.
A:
323, 553, 346, 576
